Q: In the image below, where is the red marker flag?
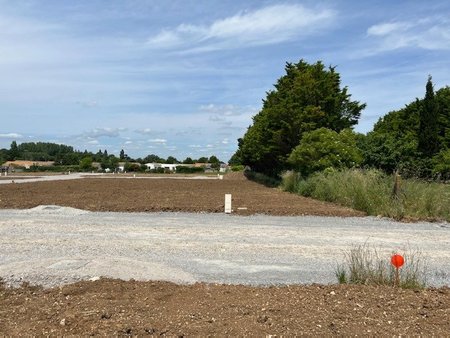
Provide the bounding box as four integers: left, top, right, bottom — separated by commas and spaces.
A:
391, 254, 405, 268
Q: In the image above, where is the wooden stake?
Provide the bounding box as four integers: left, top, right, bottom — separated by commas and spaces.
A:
392, 170, 401, 199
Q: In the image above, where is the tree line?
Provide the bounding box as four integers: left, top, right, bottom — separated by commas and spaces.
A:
0, 142, 222, 171
230, 60, 450, 179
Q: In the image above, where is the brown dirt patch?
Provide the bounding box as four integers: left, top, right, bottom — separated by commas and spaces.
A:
0, 279, 448, 336
0, 173, 362, 216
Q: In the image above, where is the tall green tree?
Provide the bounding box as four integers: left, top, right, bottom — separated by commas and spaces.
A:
362, 100, 421, 174
182, 157, 194, 164
238, 60, 365, 175
8, 141, 19, 160
0, 148, 8, 164
418, 76, 439, 156
362, 80, 450, 177
166, 156, 179, 164
436, 86, 450, 148
143, 154, 165, 163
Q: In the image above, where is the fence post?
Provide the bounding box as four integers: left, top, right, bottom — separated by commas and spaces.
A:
225, 194, 232, 214
392, 170, 401, 199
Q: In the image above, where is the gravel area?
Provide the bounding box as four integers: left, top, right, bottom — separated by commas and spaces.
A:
0, 173, 220, 185
1, 206, 448, 288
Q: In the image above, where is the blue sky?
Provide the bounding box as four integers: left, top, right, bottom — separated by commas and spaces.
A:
0, 0, 449, 161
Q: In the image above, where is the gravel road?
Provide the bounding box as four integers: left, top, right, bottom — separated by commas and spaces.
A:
0, 206, 449, 288
0, 173, 220, 185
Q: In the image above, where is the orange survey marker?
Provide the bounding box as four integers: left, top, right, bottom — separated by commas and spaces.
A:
391, 254, 404, 268
391, 254, 405, 286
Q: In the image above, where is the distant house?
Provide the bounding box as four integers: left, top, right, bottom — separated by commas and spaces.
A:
219, 163, 229, 173
144, 163, 162, 170
117, 162, 126, 172
162, 164, 177, 171
2, 160, 55, 169
144, 162, 177, 172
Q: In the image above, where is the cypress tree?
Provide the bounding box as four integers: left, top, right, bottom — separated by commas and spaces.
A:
418, 76, 439, 156
8, 141, 19, 160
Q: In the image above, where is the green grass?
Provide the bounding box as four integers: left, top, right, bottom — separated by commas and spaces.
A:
281, 169, 450, 221
336, 243, 427, 289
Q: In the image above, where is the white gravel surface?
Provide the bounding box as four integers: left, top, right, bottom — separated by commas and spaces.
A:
0, 173, 220, 185
0, 173, 87, 184
0, 206, 449, 288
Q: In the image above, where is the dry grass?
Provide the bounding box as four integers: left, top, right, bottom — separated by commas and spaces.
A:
335, 243, 427, 289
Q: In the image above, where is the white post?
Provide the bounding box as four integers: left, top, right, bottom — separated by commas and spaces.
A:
225, 194, 232, 214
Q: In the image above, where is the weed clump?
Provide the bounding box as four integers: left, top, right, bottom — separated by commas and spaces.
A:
335, 243, 427, 289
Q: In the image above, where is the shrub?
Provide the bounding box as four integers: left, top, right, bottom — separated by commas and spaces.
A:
175, 166, 204, 174
288, 128, 363, 177
280, 171, 302, 192
231, 165, 245, 172
244, 170, 280, 188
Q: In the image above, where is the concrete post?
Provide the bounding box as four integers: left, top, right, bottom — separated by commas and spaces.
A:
225, 194, 232, 214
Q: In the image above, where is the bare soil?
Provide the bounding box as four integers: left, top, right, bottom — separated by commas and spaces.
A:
1, 279, 448, 336
0, 172, 363, 216
1, 172, 448, 336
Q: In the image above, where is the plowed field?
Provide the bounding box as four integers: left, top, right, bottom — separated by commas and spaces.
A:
0, 173, 363, 216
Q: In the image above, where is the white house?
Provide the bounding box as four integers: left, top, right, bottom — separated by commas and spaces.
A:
162, 163, 177, 171
145, 163, 162, 170
145, 163, 177, 172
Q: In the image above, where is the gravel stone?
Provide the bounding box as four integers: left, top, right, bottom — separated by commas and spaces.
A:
0, 206, 448, 288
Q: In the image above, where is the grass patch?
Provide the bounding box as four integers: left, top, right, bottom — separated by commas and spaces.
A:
281, 169, 450, 221
336, 243, 427, 289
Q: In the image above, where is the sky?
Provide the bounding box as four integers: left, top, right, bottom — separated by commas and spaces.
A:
0, 0, 449, 161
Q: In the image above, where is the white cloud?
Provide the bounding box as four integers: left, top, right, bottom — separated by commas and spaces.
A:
0, 133, 23, 139
366, 17, 450, 53
201, 103, 252, 116
367, 22, 411, 36
83, 128, 124, 138
148, 138, 167, 144
135, 128, 154, 135
147, 4, 335, 51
